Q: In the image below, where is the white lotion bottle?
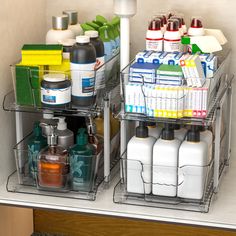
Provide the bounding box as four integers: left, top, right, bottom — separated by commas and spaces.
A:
63, 10, 83, 37
173, 124, 188, 141
199, 126, 213, 162
46, 15, 75, 44
147, 122, 162, 139
178, 127, 208, 199
152, 124, 181, 197
164, 19, 181, 52
127, 122, 156, 194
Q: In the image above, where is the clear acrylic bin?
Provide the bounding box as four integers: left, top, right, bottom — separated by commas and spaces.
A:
8, 53, 120, 114
10, 132, 116, 200
114, 156, 214, 213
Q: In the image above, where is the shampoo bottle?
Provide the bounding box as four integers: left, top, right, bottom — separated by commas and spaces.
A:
178, 127, 208, 199
146, 18, 163, 51
38, 125, 69, 189
63, 10, 83, 36
55, 117, 74, 150
69, 128, 95, 191
127, 122, 156, 194
152, 124, 181, 196
28, 122, 47, 179
46, 15, 75, 44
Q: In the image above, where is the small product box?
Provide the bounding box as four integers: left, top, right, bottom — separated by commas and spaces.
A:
21, 44, 63, 65
199, 53, 217, 78
156, 64, 183, 86
135, 51, 164, 64
162, 52, 188, 65
129, 62, 159, 84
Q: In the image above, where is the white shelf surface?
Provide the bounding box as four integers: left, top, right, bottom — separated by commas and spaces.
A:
0, 150, 236, 230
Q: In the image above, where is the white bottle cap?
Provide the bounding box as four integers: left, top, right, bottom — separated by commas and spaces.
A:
76, 35, 90, 43
85, 30, 99, 38
57, 117, 67, 130
43, 73, 66, 82
43, 110, 54, 119
58, 38, 76, 46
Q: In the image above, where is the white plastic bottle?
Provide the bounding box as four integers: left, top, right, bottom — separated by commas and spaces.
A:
173, 124, 188, 141
46, 15, 75, 44
146, 18, 163, 51
170, 16, 184, 36
188, 17, 205, 37
199, 126, 213, 162
164, 19, 181, 52
55, 117, 74, 149
152, 124, 181, 197
63, 10, 83, 37
178, 127, 208, 199
127, 122, 156, 194
147, 122, 162, 139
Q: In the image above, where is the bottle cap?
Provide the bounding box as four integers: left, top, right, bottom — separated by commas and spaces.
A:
57, 117, 67, 130
136, 122, 148, 138
170, 16, 182, 28
173, 124, 181, 130
161, 124, 174, 140
187, 126, 200, 142
76, 128, 88, 145
58, 38, 76, 46
148, 19, 161, 30
76, 35, 90, 44
63, 10, 78, 25
146, 122, 156, 128
190, 17, 203, 28
43, 73, 66, 82
166, 19, 179, 31
154, 15, 164, 27
43, 110, 54, 119
199, 126, 206, 132
85, 30, 99, 38
52, 15, 69, 30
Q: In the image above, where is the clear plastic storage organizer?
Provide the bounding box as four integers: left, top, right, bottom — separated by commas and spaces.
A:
5, 53, 121, 201
114, 50, 234, 212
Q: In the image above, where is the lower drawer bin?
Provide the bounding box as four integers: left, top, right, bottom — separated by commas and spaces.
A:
7, 133, 111, 201
113, 156, 214, 213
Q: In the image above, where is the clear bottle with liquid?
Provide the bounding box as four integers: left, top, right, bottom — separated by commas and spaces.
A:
37, 125, 69, 190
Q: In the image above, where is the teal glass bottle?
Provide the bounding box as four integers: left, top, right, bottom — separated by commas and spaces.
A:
69, 128, 95, 191
27, 121, 47, 180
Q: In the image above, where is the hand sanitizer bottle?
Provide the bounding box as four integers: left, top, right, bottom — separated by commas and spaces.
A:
152, 124, 181, 196
127, 122, 156, 194
46, 15, 75, 44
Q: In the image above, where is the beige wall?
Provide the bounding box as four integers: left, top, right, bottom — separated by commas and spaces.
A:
0, 0, 46, 235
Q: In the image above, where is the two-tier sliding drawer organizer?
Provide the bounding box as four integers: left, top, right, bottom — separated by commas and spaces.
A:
113, 50, 234, 212
3, 53, 121, 201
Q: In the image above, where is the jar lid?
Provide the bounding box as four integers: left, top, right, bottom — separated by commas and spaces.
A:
52, 15, 69, 30
63, 10, 78, 25
85, 30, 99, 38
76, 35, 90, 43
43, 73, 66, 82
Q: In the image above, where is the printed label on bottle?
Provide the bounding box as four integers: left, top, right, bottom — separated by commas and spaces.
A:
146, 39, 163, 51
95, 56, 105, 90
41, 87, 71, 105
164, 39, 181, 52
70, 62, 96, 98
